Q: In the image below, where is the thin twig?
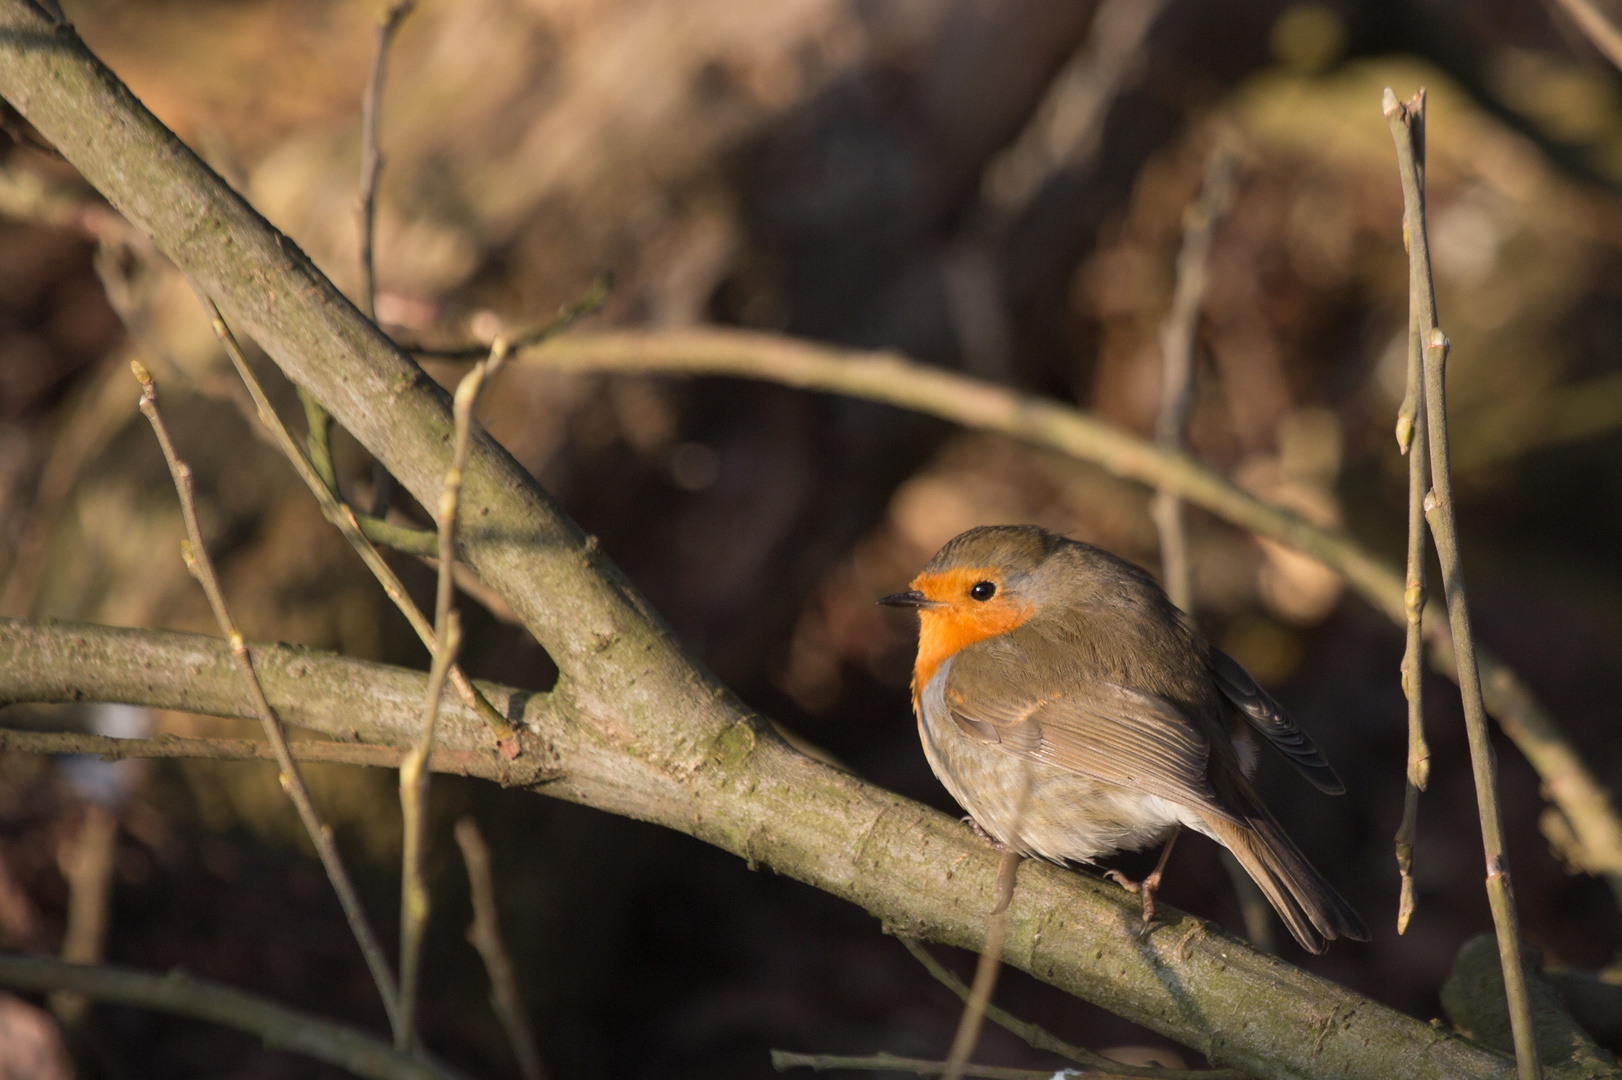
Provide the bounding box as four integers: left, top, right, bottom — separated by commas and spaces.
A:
406, 276, 610, 360
399, 339, 507, 1049
0, 954, 455, 1080
358, 0, 414, 323
898, 939, 1241, 1080
50, 801, 117, 1025
941, 848, 1020, 1080
129, 360, 403, 1037
1152, 144, 1234, 615
195, 296, 517, 748
291, 0, 416, 567
355, 0, 414, 522
516, 325, 1622, 909
1385, 87, 1541, 1080
1148, 146, 1274, 955
300, 389, 341, 495
0, 727, 523, 775
454, 817, 546, 1080
774, 1050, 1158, 1080
397, 610, 458, 1050
1393, 96, 1432, 938
1549, 0, 1622, 73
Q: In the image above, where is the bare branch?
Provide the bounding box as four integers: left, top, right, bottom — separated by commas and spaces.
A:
51, 801, 117, 1024
1385, 87, 1540, 1080
1152, 144, 1234, 615
400, 339, 507, 1046
129, 361, 402, 1036
0, 954, 455, 1080
1442, 934, 1614, 1075
357, 0, 414, 323
1393, 94, 1433, 937
455, 817, 546, 1080
941, 849, 1020, 1080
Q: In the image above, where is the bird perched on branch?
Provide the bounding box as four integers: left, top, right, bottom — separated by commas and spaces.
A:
880, 524, 1368, 954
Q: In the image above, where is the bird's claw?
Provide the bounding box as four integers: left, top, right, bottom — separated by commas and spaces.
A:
962, 815, 1007, 852
1105, 868, 1163, 932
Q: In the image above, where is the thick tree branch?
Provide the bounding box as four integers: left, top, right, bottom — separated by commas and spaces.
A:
0, 618, 1520, 1080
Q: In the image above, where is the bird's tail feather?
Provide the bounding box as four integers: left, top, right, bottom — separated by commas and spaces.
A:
1207, 812, 1369, 954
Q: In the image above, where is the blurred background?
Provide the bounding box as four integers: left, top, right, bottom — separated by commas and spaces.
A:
3, 0, 1622, 1076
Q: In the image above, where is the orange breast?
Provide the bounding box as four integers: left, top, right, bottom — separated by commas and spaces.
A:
909, 566, 1033, 707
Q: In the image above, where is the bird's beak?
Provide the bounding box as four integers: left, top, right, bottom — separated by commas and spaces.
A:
878, 589, 938, 609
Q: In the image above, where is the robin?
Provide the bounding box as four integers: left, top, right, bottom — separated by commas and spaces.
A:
880, 524, 1368, 954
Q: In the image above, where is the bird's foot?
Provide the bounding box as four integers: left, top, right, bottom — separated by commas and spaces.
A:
961, 817, 1021, 914
962, 815, 1007, 852
1104, 866, 1167, 932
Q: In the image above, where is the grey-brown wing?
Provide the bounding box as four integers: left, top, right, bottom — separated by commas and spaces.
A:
1208, 648, 1343, 795
943, 648, 1240, 825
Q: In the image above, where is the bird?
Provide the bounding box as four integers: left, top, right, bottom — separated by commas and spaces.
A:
878, 524, 1369, 954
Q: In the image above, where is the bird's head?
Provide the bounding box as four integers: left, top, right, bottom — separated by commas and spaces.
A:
879, 525, 1062, 687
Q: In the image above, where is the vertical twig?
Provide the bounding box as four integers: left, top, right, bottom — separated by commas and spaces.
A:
396, 609, 458, 1051
50, 801, 117, 1024
1384, 87, 1541, 1080
301, 389, 340, 495
454, 817, 547, 1080
1393, 97, 1432, 936
1149, 144, 1275, 952
941, 769, 1028, 1080
1152, 144, 1234, 615
941, 848, 1021, 1080
293, 0, 415, 545
129, 360, 403, 1037
196, 296, 517, 747
355, 0, 415, 520
397, 339, 508, 1050
358, 0, 414, 324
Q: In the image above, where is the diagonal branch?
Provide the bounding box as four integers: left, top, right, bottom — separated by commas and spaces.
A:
129, 361, 403, 1037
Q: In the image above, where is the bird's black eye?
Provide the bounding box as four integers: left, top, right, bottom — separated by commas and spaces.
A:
969, 581, 996, 601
